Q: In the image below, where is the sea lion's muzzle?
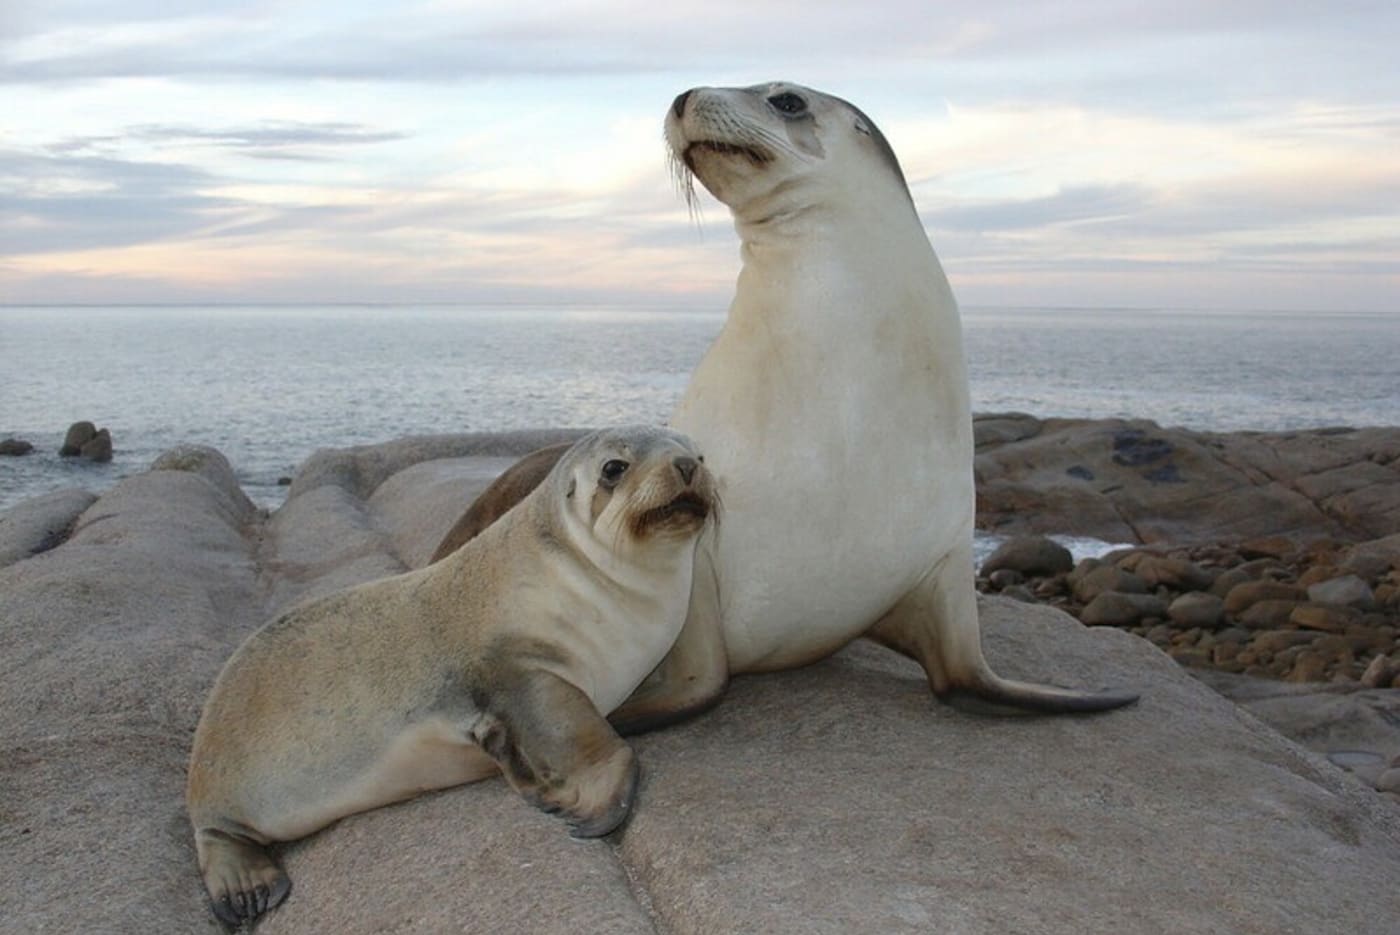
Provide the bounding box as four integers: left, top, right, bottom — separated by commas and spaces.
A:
673, 455, 699, 485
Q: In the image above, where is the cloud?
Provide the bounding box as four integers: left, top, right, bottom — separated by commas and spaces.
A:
926, 184, 1152, 231
127, 122, 408, 161
0, 148, 236, 254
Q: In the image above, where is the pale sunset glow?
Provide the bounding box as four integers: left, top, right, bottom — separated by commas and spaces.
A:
2, 1, 1396, 310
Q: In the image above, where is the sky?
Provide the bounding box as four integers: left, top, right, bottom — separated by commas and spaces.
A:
2, 0, 1398, 312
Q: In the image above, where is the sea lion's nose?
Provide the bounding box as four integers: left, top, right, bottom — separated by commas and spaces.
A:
672, 90, 693, 119
673, 456, 699, 485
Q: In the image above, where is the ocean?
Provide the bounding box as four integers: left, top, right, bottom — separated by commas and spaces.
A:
2, 304, 1397, 514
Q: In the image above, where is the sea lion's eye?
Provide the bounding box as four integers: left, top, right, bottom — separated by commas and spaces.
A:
599, 459, 629, 488
768, 92, 806, 116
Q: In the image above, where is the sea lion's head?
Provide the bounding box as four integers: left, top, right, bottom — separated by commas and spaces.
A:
665, 81, 914, 222
554, 425, 717, 556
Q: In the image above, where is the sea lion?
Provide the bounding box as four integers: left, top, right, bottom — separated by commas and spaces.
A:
187, 425, 716, 927
433, 81, 1137, 730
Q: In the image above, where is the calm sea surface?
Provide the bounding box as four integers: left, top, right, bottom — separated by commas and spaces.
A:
2, 304, 1397, 512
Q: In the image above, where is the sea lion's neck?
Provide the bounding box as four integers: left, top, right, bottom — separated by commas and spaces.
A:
729, 196, 945, 334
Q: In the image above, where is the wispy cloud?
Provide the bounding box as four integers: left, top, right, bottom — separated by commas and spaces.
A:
2, 1, 1397, 310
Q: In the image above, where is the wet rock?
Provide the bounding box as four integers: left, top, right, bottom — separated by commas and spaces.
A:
1132, 555, 1216, 591
1168, 646, 1211, 667
1240, 600, 1302, 630
1239, 536, 1296, 560
79, 429, 112, 463
1223, 581, 1305, 616
980, 535, 1073, 578
0, 438, 34, 456
1249, 629, 1321, 655
987, 569, 1024, 590
1073, 565, 1148, 603
1236, 558, 1290, 580
1066, 558, 1103, 588
1307, 575, 1375, 609
1080, 591, 1169, 627
1361, 655, 1395, 688
1169, 592, 1225, 629
59, 421, 97, 456
1212, 642, 1244, 670
1297, 564, 1342, 588
1287, 652, 1330, 683
1000, 585, 1039, 604
1209, 567, 1253, 598
1289, 604, 1361, 633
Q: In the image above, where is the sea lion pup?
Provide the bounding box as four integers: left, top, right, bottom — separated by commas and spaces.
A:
432, 82, 1137, 728
187, 425, 716, 927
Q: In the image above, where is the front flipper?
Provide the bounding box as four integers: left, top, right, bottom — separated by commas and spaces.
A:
471, 668, 638, 838
609, 542, 729, 735
195, 826, 292, 928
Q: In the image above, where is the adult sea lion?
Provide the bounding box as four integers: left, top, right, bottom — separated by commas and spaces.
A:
187, 426, 717, 927
434, 82, 1137, 731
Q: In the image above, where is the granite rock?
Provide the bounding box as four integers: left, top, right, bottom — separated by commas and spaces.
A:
974, 416, 1400, 544
4, 439, 1400, 934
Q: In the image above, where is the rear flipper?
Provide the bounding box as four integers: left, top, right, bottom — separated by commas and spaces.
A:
868, 543, 1139, 715
195, 827, 291, 928
472, 667, 639, 837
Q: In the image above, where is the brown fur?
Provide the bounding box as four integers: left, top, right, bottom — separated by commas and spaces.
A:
187, 427, 714, 927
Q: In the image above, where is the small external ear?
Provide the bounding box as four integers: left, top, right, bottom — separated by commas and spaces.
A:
566, 478, 576, 498
853, 116, 872, 137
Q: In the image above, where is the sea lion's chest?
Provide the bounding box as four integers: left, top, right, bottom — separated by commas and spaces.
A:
521, 549, 696, 713
673, 263, 971, 669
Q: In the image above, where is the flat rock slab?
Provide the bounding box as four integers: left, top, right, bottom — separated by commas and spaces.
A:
4, 437, 1399, 934
974, 416, 1400, 544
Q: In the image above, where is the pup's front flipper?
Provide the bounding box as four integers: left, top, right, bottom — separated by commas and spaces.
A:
472, 668, 638, 838
195, 826, 292, 928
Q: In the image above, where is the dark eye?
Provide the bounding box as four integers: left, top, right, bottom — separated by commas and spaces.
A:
768, 92, 806, 116
600, 459, 629, 487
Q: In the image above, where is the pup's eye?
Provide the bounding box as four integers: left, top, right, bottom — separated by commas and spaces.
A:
599, 459, 629, 487
768, 92, 806, 115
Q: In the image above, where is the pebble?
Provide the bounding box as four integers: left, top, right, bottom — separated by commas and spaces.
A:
1306, 574, 1375, 609
1289, 603, 1360, 633
1080, 591, 1169, 627
987, 569, 1024, 590
981, 535, 1074, 577
975, 531, 1400, 687
1074, 565, 1147, 603
1239, 599, 1300, 629
1224, 580, 1305, 616
1168, 592, 1224, 629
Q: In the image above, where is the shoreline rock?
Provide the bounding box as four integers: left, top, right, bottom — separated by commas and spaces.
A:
4, 438, 1399, 932
974, 413, 1400, 544
58, 420, 114, 461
